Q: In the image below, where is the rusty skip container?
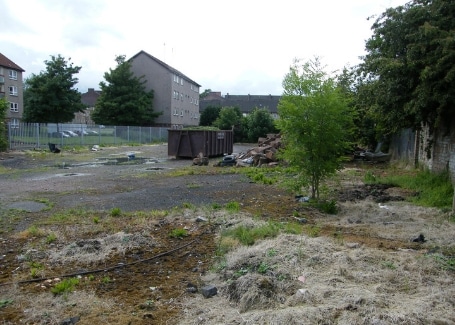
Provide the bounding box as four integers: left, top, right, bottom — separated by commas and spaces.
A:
168, 129, 233, 158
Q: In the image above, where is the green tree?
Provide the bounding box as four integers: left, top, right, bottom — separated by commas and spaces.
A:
199, 105, 221, 126
0, 98, 8, 151
277, 58, 354, 199
213, 106, 245, 142
359, 0, 455, 136
245, 107, 277, 142
199, 89, 212, 99
23, 55, 84, 123
92, 55, 160, 126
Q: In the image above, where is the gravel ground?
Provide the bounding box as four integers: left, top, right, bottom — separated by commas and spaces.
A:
0, 143, 296, 217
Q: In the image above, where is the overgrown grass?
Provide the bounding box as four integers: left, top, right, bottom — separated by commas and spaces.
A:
222, 221, 303, 247
169, 228, 188, 238
364, 169, 453, 209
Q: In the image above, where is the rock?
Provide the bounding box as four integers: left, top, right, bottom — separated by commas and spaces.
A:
195, 216, 208, 222
60, 316, 80, 325
346, 242, 360, 249
201, 285, 217, 298
412, 234, 426, 243
186, 282, 198, 293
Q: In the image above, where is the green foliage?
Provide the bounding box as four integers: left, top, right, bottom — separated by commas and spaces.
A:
213, 106, 245, 142
0, 299, 14, 308
199, 89, 212, 99
23, 55, 84, 123
199, 105, 221, 126
169, 228, 188, 238
0, 98, 7, 151
51, 277, 79, 295
257, 262, 270, 274
310, 199, 338, 214
110, 207, 122, 217
225, 201, 240, 213
304, 224, 321, 237
223, 222, 282, 246
101, 276, 111, 284
382, 261, 397, 270
46, 233, 57, 244
277, 57, 355, 199
244, 107, 278, 142
92, 55, 161, 126
364, 169, 453, 209
359, 0, 455, 135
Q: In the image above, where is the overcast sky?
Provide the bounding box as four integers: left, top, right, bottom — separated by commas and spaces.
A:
1, 0, 406, 95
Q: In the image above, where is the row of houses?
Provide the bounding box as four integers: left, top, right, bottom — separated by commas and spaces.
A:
1, 50, 281, 130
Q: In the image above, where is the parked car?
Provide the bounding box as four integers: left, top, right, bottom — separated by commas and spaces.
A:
50, 131, 70, 138
63, 130, 78, 137
74, 130, 89, 136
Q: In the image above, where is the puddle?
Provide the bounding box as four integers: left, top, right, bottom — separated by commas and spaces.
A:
49, 157, 164, 168
96, 157, 162, 165
6, 201, 48, 212
144, 167, 168, 171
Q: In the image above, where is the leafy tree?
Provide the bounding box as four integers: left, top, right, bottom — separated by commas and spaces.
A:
199, 89, 212, 99
277, 58, 354, 199
245, 107, 277, 142
23, 55, 84, 123
213, 106, 245, 142
0, 98, 7, 151
359, 0, 455, 136
92, 55, 160, 126
199, 105, 221, 126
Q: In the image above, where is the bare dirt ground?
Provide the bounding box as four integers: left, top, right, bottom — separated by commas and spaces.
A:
0, 144, 454, 325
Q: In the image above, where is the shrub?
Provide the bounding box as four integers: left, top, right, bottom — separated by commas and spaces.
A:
51, 278, 79, 295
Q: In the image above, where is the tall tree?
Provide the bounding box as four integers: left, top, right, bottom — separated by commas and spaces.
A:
23, 55, 84, 123
359, 0, 455, 136
92, 55, 160, 126
245, 107, 277, 142
277, 58, 354, 199
199, 105, 221, 126
0, 98, 7, 151
213, 106, 245, 142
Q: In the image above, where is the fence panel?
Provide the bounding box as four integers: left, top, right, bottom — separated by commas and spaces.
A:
7, 123, 168, 150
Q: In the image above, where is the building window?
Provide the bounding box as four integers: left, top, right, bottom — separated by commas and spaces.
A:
180, 78, 183, 86
180, 110, 183, 117
9, 70, 18, 80
9, 86, 18, 96
180, 94, 183, 101
10, 118, 19, 128
9, 102, 18, 112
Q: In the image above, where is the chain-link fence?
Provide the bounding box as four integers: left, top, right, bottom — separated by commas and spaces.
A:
7, 123, 168, 150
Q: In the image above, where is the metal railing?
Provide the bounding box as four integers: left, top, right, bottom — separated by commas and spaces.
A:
7, 123, 168, 150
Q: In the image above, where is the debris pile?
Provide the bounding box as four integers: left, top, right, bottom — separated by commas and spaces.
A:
236, 133, 282, 167
193, 152, 209, 166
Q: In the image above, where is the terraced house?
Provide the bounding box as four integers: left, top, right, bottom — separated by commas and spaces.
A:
129, 50, 201, 128
0, 53, 25, 128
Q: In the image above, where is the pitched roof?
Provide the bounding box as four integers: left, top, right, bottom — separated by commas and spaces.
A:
129, 50, 200, 87
0, 53, 25, 72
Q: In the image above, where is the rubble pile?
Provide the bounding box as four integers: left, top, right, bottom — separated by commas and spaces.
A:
236, 133, 282, 167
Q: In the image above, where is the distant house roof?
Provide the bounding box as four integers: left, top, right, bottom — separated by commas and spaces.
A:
0, 53, 25, 72
200, 92, 281, 114
129, 50, 201, 87
81, 88, 101, 107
